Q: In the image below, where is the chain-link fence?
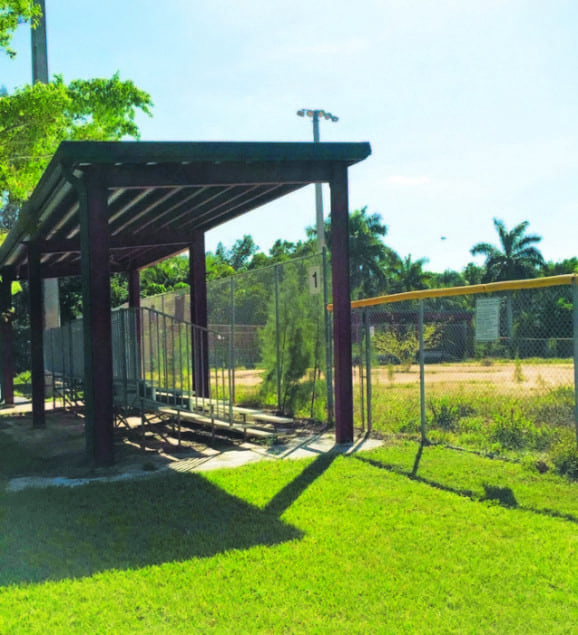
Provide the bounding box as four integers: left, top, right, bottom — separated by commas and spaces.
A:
139, 252, 331, 421
352, 276, 578, 457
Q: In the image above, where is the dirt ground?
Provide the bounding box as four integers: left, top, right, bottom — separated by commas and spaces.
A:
236, 362, 574, 394
370, 361, 574, 392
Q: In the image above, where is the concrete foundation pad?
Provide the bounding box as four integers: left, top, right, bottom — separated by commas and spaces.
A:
5, 433, 383, 492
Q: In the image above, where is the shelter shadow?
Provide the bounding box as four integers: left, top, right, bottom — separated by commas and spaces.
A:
0, 471, 302, 587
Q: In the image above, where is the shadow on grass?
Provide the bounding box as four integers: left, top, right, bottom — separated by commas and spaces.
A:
264, 453, 337, 516
354, 455, 578, 525
0, 471, 303, 587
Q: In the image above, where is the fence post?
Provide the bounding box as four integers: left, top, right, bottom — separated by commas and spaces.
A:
230, 276, 236, 403
419, 299, 427, 443
573, 279, 578, 446
364, 308, 372, 434
323, 246, 334, 423
275, 264, 282, 412
507, 292, 514, 358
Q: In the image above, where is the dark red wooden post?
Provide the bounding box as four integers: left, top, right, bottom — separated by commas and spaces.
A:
79, 167, 114, 466
128, 267, 142, 370
0, 267, 15, 405
189, 231, 209, 398
330, 164, 354, 444
28, 243, 46, 427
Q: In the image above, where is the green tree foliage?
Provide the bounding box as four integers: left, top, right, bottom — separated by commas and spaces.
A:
388, 253, 431, 294
543, 257, 578, 276
374, 324, 440, 372
206, 252, 235, 280
140, 256, 189, 298
430, 269, 465, 289
259, 261, 324, 417
0, 74, 152, 208
214, 235, 260, 272
0, 1, 40, 59
462, 262, 484, 286
324, 206, 395, 299
470, 218, 544, 282
0, 3, 152, 225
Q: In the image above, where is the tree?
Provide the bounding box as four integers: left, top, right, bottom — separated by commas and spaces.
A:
0, 3, 152, 223
214, 235, 260, 272
0, 1, 40, 59
388, 253, 431, 294
140, 256, 189, 298
324, 207, 394, 299
462, 262, 484, 286
0, 74, 152, 210
543, 258, 578, 276
470, 219, 544, 282
430, 269, 465, 289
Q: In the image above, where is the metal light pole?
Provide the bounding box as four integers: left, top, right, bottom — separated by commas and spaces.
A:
296, 108, 339, 249
31, 0, 48, 83
297, 108, 339, 422
31, 0, 60, 329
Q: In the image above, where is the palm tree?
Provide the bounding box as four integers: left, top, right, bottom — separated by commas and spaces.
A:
389, 254, 431, 293
470, 219, 544, 282
324, 207, 395, 299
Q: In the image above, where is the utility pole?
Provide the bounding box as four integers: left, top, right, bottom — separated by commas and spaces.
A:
31, 0, 48, 83
31, 0, 60, 329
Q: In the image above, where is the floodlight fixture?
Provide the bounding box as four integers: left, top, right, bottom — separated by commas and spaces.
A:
296, 107, 340, 250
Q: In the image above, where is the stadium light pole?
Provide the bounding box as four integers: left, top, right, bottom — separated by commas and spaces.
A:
297, 108, 339, 423
296, 108, 339, 250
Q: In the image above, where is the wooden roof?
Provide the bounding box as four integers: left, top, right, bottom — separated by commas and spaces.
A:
0, 140, 371, 278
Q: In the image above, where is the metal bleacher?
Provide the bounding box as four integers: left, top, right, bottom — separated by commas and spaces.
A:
44, 307, 292, 442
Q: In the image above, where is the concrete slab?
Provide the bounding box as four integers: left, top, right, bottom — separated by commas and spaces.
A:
5, 432, 382, 492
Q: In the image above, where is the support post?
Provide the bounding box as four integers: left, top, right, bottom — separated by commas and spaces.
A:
128, 267, 142, 380
230, 276, 236, 403
419, 299, 427, 444
0, 268, 15, 405
323, 246, 334, 422
274, 264, 282, 411
79, 168, 114, 466
330, 164, 354, 444
364, 308, 372, 434
28, 243, 45, 427
190, 231, 209, 398
573, 279, 578, 446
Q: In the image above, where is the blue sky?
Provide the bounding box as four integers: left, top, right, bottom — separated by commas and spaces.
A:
2, 0, 577, 272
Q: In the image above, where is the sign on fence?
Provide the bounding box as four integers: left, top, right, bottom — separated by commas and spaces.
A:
475, 298, 500, 341
308, 265, 321, 295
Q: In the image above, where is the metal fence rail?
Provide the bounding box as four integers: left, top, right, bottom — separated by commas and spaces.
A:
45, 307, 233, 422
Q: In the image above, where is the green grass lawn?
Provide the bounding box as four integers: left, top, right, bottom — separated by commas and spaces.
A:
1, 440, 577, 633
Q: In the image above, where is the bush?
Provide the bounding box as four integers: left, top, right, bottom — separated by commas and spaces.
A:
551, 437, 578, 478
428, 396, 475, 431
488, 410, 533, 450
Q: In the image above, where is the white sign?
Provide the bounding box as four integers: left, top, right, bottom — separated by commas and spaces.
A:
308, 266, 321, 295
475, 298, 500, 341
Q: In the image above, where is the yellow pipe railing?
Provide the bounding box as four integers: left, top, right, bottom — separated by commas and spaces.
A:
328, 274, 578, 311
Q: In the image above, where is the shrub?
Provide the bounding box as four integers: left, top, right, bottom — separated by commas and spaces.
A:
488, 410, 533, 450
551, 436, 578, 478
428, 396, 475, 431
